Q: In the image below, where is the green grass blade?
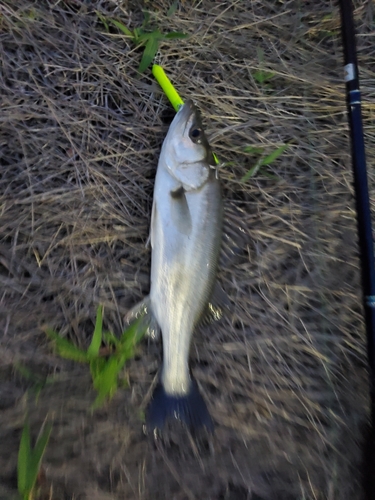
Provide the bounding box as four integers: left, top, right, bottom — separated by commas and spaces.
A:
167, 1, 178, 17
95, 11, 109, 32
45, 328, 90, 363
17, 423, 31, 496
138, 35, 159, 73
103, 331, 119, 347
89, 357, 106, 381
89, 318, 147, 408
137, 30, 164, 44
119, 316, 146, 354
91, 357, 123, 408
87, 305, 103, 358
164, 32, 188, 39
96, 357, 122, 393
110, 19, 134, 38
243, 146, 264, 155
253, 70, 275, 84
259, 143, 289, 166
133, 27, 142, 42
256, 46, 265, 63
142, 10, 151, 28
32, 423, 52, 468
28, 423, 52, 494
241, 161, 262, 182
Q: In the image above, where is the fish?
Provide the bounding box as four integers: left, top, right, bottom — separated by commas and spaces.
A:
127, 99, 223, 433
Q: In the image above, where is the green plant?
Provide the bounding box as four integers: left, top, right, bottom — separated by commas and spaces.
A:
96, 10, 188, 73
253, 47, 276, 85
241, 143, 289, 182
18, 421, 52, 500
14, 363, 56, 403
44, 305, 146, 408
253, 69, 276, 85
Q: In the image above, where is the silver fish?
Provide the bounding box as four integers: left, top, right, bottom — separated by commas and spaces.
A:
129, 99, 223, 432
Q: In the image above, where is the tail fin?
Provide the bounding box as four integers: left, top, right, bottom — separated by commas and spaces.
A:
146, 379, 214, 434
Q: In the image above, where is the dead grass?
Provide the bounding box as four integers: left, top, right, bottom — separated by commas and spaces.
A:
0, 0, 374, 499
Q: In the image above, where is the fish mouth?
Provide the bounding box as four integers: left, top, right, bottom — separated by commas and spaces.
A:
177, 99, 196, 122
176, 99, 204, 137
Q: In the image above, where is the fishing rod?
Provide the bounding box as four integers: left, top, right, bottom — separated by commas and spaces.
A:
338, 0, 375, 497
152, 6, 375, 486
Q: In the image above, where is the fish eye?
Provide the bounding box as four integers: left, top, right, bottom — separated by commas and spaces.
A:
190, 128, 203, 144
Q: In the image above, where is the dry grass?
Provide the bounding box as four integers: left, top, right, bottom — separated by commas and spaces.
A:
0, 0, 374, 499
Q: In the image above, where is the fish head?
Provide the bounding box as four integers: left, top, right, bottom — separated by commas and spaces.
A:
162, 100, 215, 191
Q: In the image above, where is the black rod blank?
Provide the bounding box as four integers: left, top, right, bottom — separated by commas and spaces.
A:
338, 1, 375, 497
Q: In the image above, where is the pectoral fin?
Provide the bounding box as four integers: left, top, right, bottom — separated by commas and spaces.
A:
170, 186, 192, 236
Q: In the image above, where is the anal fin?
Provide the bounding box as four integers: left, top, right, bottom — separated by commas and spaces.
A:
199, 282, 230, 326
124, 296, 161, 340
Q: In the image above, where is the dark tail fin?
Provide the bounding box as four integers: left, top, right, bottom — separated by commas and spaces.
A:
146, 379, 214, 434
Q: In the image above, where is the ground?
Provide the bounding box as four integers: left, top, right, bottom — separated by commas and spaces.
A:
0, 0, 374, 499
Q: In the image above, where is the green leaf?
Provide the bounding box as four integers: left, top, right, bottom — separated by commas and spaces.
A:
18, 424, 31, 495
241, 144, 288, 182
142, 10, 151, 28
87, 305, 103, 358
259, 143, 289, 166
30, 423, 52, 484
45, 328, 90, 363
167, 1, 178, 17
95, 11, 109, 32
256, 46, 265, 63
253, 70, 275, 84
91, 357, 124, 408
243, 146, 264, 155
17, 421, 51, 499
241, 161, 262, 182
90, 357, 106, 381
103, 331, 119, 347
119, 316, 146, 353
137, 29, 164, 44
164, 31, 188, 39
110, 19, 134, 38
138, 35, 159, 73
133, 27, 142, 42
